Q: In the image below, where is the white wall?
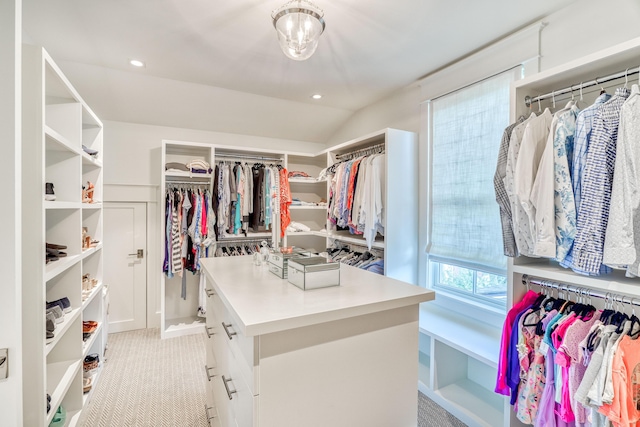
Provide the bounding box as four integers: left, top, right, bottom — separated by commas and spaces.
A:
327, 0, 640, 144
0, 0, 22, 424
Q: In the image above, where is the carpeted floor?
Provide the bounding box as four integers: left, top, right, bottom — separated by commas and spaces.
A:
80, 328, 467, 427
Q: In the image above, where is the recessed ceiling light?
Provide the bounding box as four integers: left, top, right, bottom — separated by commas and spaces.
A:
129, 59, 145, 68
311, 94, 322, 100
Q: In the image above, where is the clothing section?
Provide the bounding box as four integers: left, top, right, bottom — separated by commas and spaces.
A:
496, 82, 640, 277
213, 161, 291, 239
497, 282, 640, 427
325, 241, 384, 275
327, 152, 386, 250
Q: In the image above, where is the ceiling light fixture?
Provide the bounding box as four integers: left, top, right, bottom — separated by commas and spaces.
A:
311, 94, 322, 99
272, 0, 325, 61
129, 59, 145, 67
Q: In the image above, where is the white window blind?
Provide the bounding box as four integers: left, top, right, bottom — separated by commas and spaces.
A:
428, 69, 516, 272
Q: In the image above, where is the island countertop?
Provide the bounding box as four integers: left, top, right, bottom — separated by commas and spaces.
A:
201, 255, 435, 337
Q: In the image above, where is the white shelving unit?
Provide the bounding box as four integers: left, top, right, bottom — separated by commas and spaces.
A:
325, 128, 419, 285
497, 36, 640, 427
160, 140, 213, 339
283, 153, 328, 253
22, 45, 107, 426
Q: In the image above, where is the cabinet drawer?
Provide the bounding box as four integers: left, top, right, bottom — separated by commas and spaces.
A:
222, 350, 255, 427
205, 380, 222, 427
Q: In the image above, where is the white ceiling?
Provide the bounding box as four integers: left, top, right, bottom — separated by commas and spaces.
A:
22, 0, 576, 142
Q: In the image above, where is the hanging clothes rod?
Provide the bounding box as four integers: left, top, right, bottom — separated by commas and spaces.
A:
335, 142, 385, 160
216, 153, 283, 162
215, 237, 272, 246
166, 181, 210, 186
522, 274, 640, 306
525, 66, 640, 107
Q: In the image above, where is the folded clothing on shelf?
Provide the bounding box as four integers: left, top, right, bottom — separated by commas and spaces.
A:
286, 221, 312, 233
288, 170, 311, 178
186, 159, 211, 173
165, 162, 189, 172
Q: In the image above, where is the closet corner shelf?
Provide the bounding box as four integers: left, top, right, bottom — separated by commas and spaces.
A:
327, 232, 385, 250
45, 254, 82, 282
286, 230, 327, 237
82, 202, 102, 210
288, 178, 327, 184
45, 307, 82, 356
81, 281, 104, 310
81, 243, 103, 259
81, 153, 102, 167
165, 171, 212, 180
82, 323, 103, 358
512, 260, 640, 293
81, 366, 104, 408
44, 125, 82, 156
46, 358, 83, 426
289, 205, 327, 210
45, 201, 82, 210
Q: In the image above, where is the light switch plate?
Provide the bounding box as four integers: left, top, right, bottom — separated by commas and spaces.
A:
0, 348, 7, 379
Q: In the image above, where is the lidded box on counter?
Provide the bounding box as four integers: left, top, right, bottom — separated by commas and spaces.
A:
268, 248, 311, 279
287, 256, 340, 290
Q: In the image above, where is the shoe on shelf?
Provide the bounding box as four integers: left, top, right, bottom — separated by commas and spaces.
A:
46, 247, 67, 258
46, 243, 67, 250
83, 332, 91, 342
83, 376, 93, 393
83, 353, 99, 373
46, 306, 64, 324
45, 253, 59, 264
82, 145, 99, 157
45, 183, 56, 201
82, 321, 98, 334
49, 405, 66, 427
46, 318, 55, 341
82, 181, 95, 203
46, 297, 71, 314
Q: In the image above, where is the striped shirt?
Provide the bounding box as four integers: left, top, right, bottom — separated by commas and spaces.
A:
494, 118, 525, 257
566, 87, 630, 275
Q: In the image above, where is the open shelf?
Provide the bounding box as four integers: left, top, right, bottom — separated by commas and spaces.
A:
81, 243, 103, 260
82, 366, 103, 407
432, 379, 504, 427
82, 323, 103, 358
165, 171, 212, 179
45, 201, 82, 210
288, 177, 327, 184
82, 281, 104, 309
45, 125, 82, 156
81, 152, 102, 167
45, 255, 81, 282
289, 205, 327, 210
327, 231, 385, 250
46, 308, 81, 356
46, 359, 82, 426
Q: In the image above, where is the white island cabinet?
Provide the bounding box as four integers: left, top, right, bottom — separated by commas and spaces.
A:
200, 256, 434, 427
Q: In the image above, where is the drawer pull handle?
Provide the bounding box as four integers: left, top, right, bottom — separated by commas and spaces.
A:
221, 322, 237, 340
205, 364, 215, 381
206, 327, 215, 338
204, 404, 216, 425
205, 288, 215, 298
222, 375, 237, 400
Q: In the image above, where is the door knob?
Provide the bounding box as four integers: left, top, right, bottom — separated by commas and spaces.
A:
128, 249, 144, 259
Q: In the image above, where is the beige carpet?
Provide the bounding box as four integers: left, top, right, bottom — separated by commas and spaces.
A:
80, 328, 466, 427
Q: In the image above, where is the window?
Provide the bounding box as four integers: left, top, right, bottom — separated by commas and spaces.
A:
426, 68, 519, 307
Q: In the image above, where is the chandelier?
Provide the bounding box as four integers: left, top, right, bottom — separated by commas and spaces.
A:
272, 0, 325, 61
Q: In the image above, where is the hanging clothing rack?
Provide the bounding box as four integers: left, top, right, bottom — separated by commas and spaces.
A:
166, 180, 211, 186
215, 237, 272, 246
524, 66, 640, 107
335, 142, 385, 161
522, 274, 640, 307
215, 153, 283, 162
330, 239, 384, 257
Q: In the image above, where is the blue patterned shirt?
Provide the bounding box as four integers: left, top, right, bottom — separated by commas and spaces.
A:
571, 93, 611, 213
564, 88, 630, 275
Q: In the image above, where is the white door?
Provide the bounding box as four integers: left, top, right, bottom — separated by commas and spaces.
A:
104, 202, 147, 332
